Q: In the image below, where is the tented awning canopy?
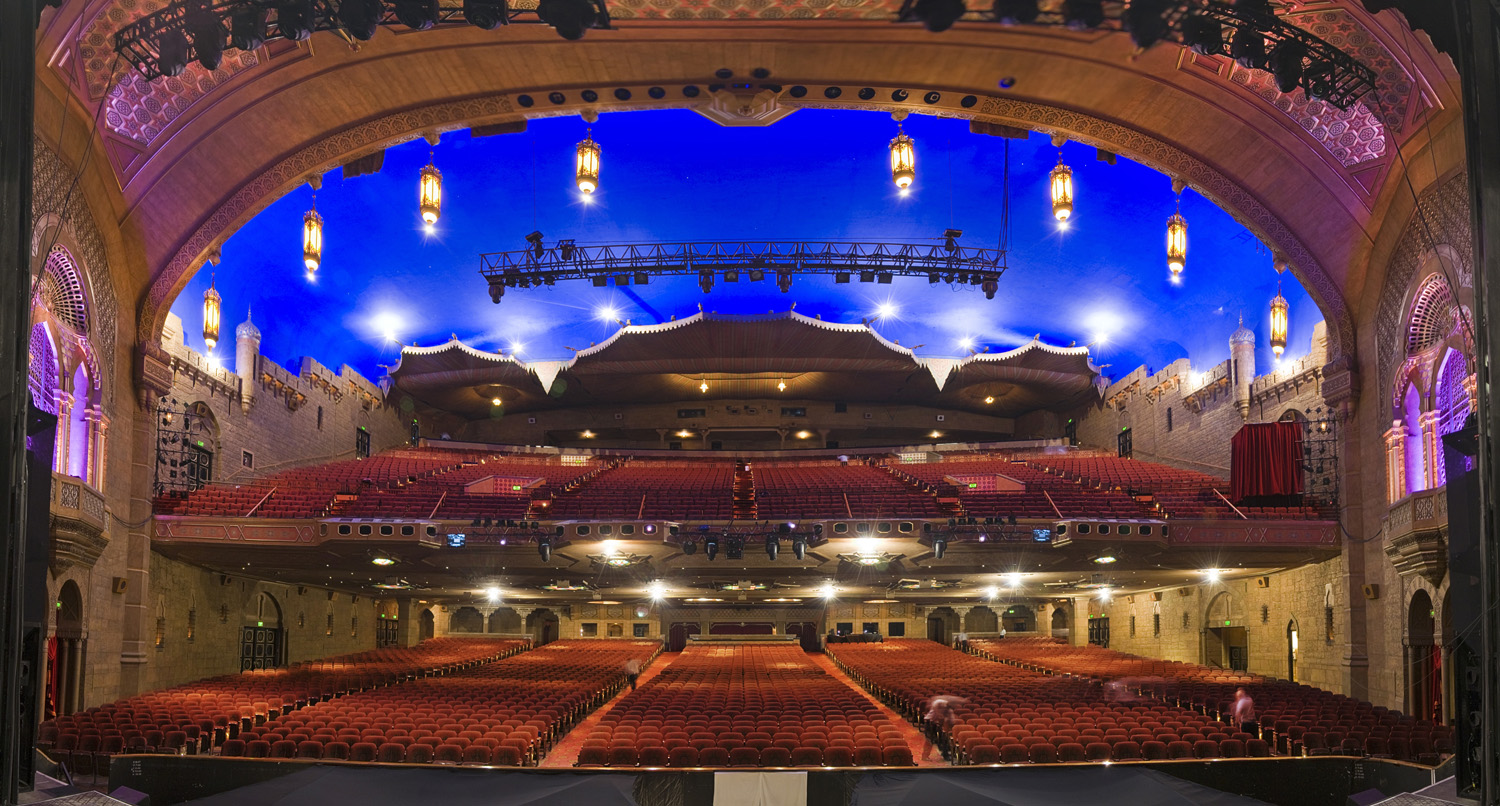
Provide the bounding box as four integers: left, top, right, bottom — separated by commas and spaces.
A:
387, 311, 1100, 419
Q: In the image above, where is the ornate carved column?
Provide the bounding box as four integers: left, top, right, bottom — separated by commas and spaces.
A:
479, 606, 499, 634
1385, 422, 1408, 504
953, 605, 972, 636
1419, 410, 1442, 490
51, 390, 72, 474
86, 405, 108, 488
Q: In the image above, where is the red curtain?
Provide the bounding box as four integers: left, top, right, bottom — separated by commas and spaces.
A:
1229, 422, 1304, 501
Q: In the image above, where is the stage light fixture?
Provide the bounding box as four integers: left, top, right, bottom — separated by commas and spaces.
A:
302, 198, 323, 273
932, 538, 946, 559
747, 269, 764, 282
699, 269, 714, 293
992, 0, 1038, 24
792, 536, 807, 560
1269, 40, 1306, 94
1123, 0, 1171, 49
1203, 568, 1222, 583
889, 124, 915, 190
394, 0, 439, 29
526, 230, 545, 259
723, 269, 739, 283
575, 129, 601, 194
1061, 0, 1103, 30
156, 29, 189, 77
276, 0, 316, 40
777, 379, 787, 392
909, 0, 965, 31
1181, 14, 1223, 55
538, 536, 553, 562
1230, 25, 1267, 69
648, 580, 666, 599
765, 536, 779, 560
485, 586, 501, 603
491, 396, 503, 407
1166, 199, 1187, 281
419, 154, 442, 226
726, 538, 744, 561
777, 270, 793, 293
339, 0, 383, 40
1049, 152, 1073, 223
537, 0, 598, 40
704, 535, 719, 560
681, 538, 697, 555
463, 0, 507, 28
189, 15, 225, 70
835, 272, 850, 284
202, 281, 221, 352
230, 6, 269, 50
1269, 283, 1289, 358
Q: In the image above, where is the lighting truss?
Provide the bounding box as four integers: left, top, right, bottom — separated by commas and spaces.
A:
113, 0, 613, 82
894, 0, 1376, 110
480, 240, 1006, 301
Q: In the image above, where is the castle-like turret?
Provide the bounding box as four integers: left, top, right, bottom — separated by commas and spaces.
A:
1230, 315, 1256, 419
236, 307, 261, 413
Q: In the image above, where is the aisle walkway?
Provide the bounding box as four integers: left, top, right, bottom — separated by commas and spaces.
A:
807, 652, 948, 767
540, 652, 677, 768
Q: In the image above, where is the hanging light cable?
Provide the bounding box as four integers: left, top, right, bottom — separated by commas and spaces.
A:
303, 191, 324, 275
419, 147, 443, 228
889, 121, 915, 191
1166, 191, 1187, 283
202, 276, 222, 352
1049, 148, 1074, 225
1269, 258, 1289, 359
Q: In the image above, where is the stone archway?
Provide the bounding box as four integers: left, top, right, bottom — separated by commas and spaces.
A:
1203, 592, 1248, 671
1408, 589, 1438, 721
419, 608, 435, 641
526, 607, 560, 646
964, 605, 999, 633
241, 591, 284, 671
450, 606, 484, 633
926, 606, 960, 645
50, 580, 85, 717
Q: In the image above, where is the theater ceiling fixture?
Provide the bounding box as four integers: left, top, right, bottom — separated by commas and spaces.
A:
419, 147, 443, 229
202, 279, 221, 352
302, 194, 323, 276
890, 0, 1374, 109
373, 578, 412, 590
888, 121, 916, 192
1049, 149, 1074, 226
1270, 267, 1289, 359
1166, 193, 1187, 283
575, 125, 601, 196
718, 581, 769, 591
113, 0, 614, 81
542, 580, 592, 591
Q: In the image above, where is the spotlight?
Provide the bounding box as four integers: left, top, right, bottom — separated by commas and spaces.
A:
910, 0, 966, 32
394, 0, 439, 29
230, 5, 269, 50
526, 230, 545, 259
991, 0, 1038, 24
943, 227, 963, 252
812, 524, 823, 538
538, 536, 553, 562
699, 269, 714, 293
792, 536, 807, 560
339, 0, 383, 41
932, 538, 946, 559
463, 0, 507, 28
704, 535, 719, 561
1204, 568, 1222, 583
981, 585, 998, 599
777, 270, 793, 293
765, 536, 779, 561
276, 0, 316, 41
189, 17, 225, 70
1230, 26, 1266, 69
1269, 40, 1306, 94
485, 586, 501, 603
681, 539, 697, 556
748, 269, 764, 282
1181, 15, 1224, 55
1061, 0, 1103, 30
1123, 0, 1171, 49
156, 29, 189, 77
1304, 58, 1336, 100
537, 0, 599, 40
835, 272, 850, 284
648, 580, 666, 599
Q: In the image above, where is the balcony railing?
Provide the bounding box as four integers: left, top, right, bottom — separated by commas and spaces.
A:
50, 471, 109, 572
1383, 487, 1448, 585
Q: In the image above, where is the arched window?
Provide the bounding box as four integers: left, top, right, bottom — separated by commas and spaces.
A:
39, 246, 90, 334
1406, 275, 1455, 356
1401, 383, 1427, 495
67, 363, 90, 479
1434, 349, 1472, 485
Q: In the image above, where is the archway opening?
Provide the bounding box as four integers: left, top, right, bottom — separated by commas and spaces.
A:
1204, 592, 1248, 671
926, 606, 960, 645
419, 609, 435, 641
964, 605, 999, 634
50, 581, 85, 717
1408, 590, 1438, 722
527, 608, 560, 646
450, 606, 484, 633
241, 592, 284, 671
1287, 618, 1300, 683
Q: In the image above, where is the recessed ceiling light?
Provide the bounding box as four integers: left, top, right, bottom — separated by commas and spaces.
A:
371, 556, 395, 566
1093, 555, 1117, 564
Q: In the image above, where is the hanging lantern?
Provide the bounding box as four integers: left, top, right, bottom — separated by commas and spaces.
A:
419, 158, 442, 226
302, 199, 324, 273
1049, 154, 1074, 223
1269, 283, 1289, 358
889, 126, 916, 190
202, 281, 222, 352
576, 130, 601, 195
1166, 204, 1187, 281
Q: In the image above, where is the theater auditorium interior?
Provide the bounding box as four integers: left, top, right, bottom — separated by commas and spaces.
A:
5, 0, 1500, 805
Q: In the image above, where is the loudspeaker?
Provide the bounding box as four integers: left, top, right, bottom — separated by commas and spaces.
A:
1443, 415, 1481, 796
15, 405, 57, 793
1362, 584, 1380, 600
1151, 591, 1163, 601
1178, 588, 1193, 597
1256, 576, 1271, 588
112, 577, 128, 594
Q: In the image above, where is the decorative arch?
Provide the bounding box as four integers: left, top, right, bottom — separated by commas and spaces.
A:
137, 93, 1356, 367
1433, 348, 1473, 485
38, 246, 91, 335
1405, 273, 1456, 356
964, 605, 999, 633
1407, 588, 1438, 721
450, 606, 484, 633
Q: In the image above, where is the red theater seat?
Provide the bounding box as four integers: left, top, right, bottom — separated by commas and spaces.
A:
295, 741, 323, 759
790, 747, 822, 767
219, 739, 246, 757
349, 742, 378, 762
639, 746, 671, 767
323, 741, 351, 760
376, 743, 406, 764
1166, 741, 1194, 759
668, 747, 699, 767
406, 744, 434, 764
1028, 744, 1058, 764
760, 747, 791, 767
698, 747, 730, 766
1057, 743, 1088, 763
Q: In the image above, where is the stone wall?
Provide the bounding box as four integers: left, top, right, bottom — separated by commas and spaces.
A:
159, 313, 408, 481
144, 554, 382, 692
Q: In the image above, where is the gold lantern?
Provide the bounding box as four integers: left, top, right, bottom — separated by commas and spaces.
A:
889, 125, 915, 190
1166, 202, 1187, 281
576, 130, 601, 195
419, 157, 442, 226
202, 280, 222, 352
1269, 283, 1289, 358
302, 198, 324, 273
1049, 154, 1074, 223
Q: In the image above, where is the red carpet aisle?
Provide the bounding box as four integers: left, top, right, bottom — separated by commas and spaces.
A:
541, 653, 677, 768
806, 652, 947, 767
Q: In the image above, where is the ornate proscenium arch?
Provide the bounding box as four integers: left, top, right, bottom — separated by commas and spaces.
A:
135, 89, 1358, 369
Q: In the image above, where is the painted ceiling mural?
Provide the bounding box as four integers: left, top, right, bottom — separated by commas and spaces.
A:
66, 0, 1423, 175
